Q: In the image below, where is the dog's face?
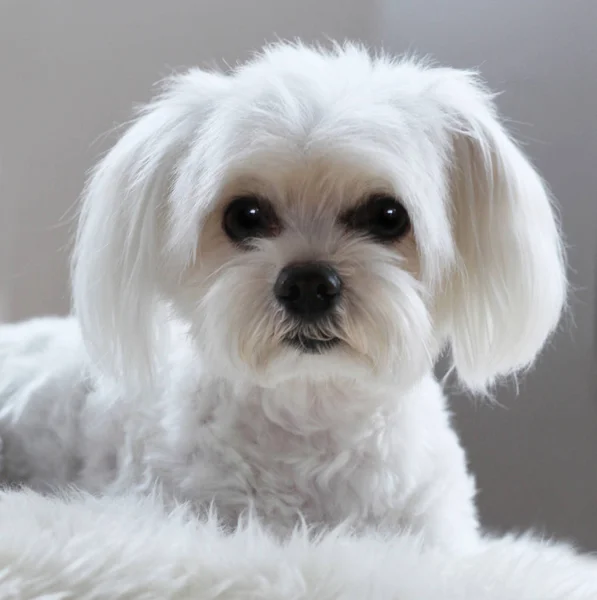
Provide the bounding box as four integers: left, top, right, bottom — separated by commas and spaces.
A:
73, 43, 566, 392
178, 153, 429, 388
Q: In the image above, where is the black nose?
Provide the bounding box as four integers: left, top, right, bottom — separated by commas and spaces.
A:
274, 262, 342, 320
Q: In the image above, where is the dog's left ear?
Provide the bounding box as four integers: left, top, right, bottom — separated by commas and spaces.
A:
436, 70, 566, 391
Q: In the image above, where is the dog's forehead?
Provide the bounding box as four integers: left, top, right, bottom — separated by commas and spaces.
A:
212, 52, 448, 213
221, 144, 406, 217
216, 112, 439, 218
226, 67, 424, 149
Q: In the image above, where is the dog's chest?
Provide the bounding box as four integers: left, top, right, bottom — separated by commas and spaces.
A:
174, 395, 411, 532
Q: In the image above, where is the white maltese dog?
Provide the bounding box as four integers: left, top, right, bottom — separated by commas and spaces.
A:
0, 42, 565, 549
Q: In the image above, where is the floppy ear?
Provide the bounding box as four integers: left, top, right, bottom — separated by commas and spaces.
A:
72, 69, 228, 388
438, 71, 566, 391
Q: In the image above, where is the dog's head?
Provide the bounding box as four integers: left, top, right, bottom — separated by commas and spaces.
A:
73, 42, 566, 392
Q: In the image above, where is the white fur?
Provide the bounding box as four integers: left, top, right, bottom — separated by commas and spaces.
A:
0, 489, 596, 600
0, 42, 566, 552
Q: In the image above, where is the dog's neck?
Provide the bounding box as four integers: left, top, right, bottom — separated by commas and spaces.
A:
177, 336, 434, 437
194, 373, 428, 439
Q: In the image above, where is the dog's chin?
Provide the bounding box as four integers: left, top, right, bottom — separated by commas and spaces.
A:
243, 338, 384, 390
283, 334, 342, 354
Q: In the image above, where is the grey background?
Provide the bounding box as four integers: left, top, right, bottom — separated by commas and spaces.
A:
1, 1, 595, 549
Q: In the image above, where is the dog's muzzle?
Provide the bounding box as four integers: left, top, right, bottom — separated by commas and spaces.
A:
274, 262, 343, 353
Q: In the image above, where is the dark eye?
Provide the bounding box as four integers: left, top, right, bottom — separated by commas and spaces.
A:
223, 196, 280, 245
343, 195, 410, 242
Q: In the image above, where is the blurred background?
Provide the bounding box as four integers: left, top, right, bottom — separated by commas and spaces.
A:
1, 0, 596, 548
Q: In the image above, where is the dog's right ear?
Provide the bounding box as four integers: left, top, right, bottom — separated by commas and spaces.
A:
72, 69, 229, 389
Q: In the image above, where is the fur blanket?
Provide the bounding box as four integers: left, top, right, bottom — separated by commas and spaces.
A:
0, 489, 595, 599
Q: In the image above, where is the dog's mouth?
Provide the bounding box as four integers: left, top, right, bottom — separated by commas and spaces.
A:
284, 335, 341, 354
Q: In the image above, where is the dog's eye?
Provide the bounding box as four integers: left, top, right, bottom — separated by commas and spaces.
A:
223, 196, 280, 245
343, 195, 410, 242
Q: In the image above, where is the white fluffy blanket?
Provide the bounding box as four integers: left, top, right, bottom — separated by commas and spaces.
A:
0, 489, 595, 599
